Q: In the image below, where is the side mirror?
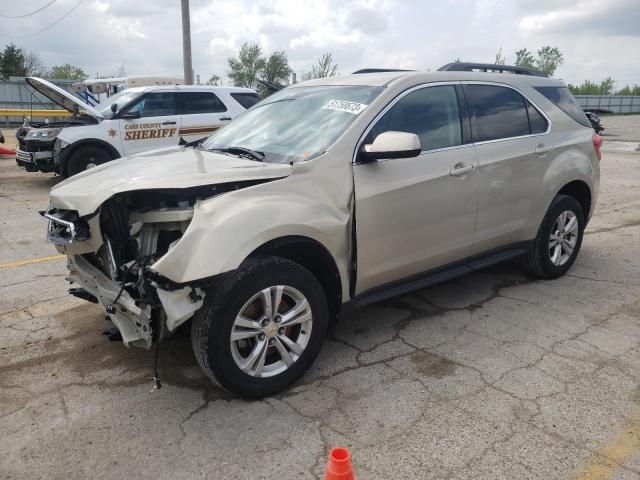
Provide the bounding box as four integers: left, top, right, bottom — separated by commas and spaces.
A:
119, 110, 141, 119
110, 103, 117, 113
360, 131, 421, 162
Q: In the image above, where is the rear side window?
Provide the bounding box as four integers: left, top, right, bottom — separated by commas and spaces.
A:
368, 85, 462, 152
465, 85, 530, 142
231, 92, 261, 109
534, 86, 590, 128
179, 92, 227, 114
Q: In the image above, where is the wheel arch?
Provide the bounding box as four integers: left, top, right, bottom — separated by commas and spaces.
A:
60, 139, 120, 175
557, 180, 592, 219
248, 235, 343, 322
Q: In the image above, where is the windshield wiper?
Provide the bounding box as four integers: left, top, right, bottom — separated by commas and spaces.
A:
210, 146, 265, 162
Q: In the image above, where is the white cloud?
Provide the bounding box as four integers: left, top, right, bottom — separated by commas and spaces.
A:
2, 0, 638, 87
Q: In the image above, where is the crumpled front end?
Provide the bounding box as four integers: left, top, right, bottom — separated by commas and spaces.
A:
45, 188, 214, 348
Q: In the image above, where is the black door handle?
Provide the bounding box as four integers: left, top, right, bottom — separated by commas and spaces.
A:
162, 121, 177, 125
219, 117, 232, 121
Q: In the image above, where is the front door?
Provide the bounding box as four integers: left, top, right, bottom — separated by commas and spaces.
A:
354, 84, 478, 294
119, 91, 181, 156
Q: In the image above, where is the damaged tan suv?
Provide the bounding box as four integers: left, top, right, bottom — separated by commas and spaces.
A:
45, 65, 601, 397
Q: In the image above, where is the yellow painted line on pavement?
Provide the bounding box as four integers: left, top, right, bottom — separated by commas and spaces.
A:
575, 416, 640, 480
0, 254, 65, 269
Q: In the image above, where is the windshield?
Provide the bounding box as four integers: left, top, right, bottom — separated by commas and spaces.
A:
201, 85, 384, 163
95, 90, 143, 118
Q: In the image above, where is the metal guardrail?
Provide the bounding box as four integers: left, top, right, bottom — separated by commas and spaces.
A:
575, 96, 640, 114
0, 108, 71, 118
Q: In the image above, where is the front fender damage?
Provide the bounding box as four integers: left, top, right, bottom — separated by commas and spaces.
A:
58, 180, 283, 349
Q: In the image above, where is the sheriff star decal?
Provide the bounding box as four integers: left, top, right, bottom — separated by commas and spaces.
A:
108, 128, 117, 137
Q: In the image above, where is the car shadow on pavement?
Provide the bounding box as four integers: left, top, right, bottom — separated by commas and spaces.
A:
1, 259, 533, 403
58, 259, 531, 398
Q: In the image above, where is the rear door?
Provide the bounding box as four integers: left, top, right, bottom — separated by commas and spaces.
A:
463, 83, 550, 254
119, 91, 181, 155
178, 91, 234, 141
353, 84, 479, 293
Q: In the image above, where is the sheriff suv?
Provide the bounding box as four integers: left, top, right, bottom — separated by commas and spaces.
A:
44, 64, 601, 397
16, 77, 260, 177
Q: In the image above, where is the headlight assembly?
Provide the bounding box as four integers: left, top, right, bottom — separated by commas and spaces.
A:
27, 128, 62, 140
41, 207, 91, 244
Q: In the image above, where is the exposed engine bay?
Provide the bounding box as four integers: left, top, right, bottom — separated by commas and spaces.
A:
45, 181, 265, 348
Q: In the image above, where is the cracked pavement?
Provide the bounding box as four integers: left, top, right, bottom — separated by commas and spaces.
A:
1, 137, 640, 479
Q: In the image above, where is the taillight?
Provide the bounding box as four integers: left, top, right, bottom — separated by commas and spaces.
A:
592, 133, 602, 161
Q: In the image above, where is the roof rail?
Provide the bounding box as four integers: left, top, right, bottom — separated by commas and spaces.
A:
438, 62, 547, 77
352, 68, 415, 74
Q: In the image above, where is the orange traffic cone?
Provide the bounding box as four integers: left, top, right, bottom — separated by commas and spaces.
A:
325, 447, 354, 480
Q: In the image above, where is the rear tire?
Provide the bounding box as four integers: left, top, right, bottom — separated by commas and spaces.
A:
64, 145, 111, 177
522, 194, 585, 278
191, 256, 329, 397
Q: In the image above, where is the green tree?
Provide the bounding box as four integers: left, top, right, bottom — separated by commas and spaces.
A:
0, 43, 26, 79
535, 46, 563, 76
494, 47, 505, 65
615, 84, 640, 96
263, 51, 292, 84
599, 77, 615, 95
304, 53, 338, 80
48, 64, 87, 80
514, 48, 535, 68
568, 77, 616, 95
228, 42, 266, 88
206, 74, 221, 86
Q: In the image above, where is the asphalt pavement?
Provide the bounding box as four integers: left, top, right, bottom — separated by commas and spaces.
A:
1, 123, 639, 479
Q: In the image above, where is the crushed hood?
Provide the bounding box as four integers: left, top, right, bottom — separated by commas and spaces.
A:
50, 146, 292, 215
26, 77, 104, 120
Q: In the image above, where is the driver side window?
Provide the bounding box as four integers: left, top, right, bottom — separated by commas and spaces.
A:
367, 85, 462, 153
122, 92, 177, 118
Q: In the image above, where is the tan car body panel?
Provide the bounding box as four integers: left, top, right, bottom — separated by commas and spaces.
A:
49, 146, 292, 216
151, 157, 354, 301
48, 71, 600, 329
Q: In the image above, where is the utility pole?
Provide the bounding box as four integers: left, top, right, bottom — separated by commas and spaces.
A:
181, 0, 194, 85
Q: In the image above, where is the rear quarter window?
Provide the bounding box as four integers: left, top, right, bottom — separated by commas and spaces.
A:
534, 86, 591, 128
231, 92, 261, 109
526, 101, 549, 134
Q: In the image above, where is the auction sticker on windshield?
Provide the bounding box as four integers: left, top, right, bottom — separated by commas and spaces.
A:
322, 100, 368, 115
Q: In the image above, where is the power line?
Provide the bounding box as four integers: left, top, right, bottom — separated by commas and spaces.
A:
0, 0, 58, 19
0, 0, 85, 38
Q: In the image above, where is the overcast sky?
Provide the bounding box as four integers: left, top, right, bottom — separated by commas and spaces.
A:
2, 0, 640, 88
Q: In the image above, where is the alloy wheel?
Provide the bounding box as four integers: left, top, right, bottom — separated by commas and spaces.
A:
230, 285, 313, 378
549, 210, 578, 266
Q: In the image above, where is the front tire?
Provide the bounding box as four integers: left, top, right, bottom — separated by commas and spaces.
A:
523, 194, 585, 278
191, 256, 329, 397
64, 145, 112, 177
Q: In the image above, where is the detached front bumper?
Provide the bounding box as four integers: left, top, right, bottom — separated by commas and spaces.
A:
67, 255, 153, 348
